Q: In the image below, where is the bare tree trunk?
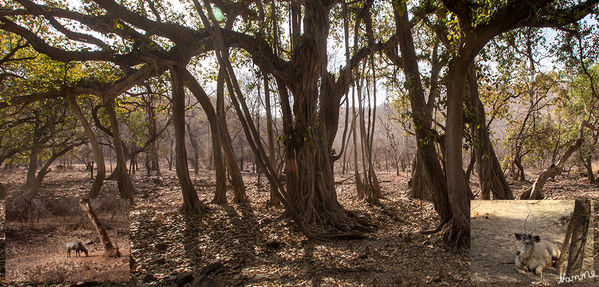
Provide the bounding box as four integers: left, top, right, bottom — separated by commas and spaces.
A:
66, 95, 105, 198
30, 143, 82, 197
351, 89, 365, 200
513, 152, 526, 182
566, 199, 591, 277
444, 57, 471, 248
171, 66, 209, 215
582, 155, 595, 183
357, 71, 380, 204
79, 198, 120, 257
105, 99, 135, 203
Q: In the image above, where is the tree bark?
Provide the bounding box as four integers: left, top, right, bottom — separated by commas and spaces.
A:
407, 154, 432, 201
143, 90, 161, 176
566, 199, 591, 277
171, 66, 209, 215
79, 198, 120, 257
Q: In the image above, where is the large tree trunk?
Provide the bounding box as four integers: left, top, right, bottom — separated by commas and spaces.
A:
282, 3, 368, 238
66, 95, 106, 198
195, 0, 365, 239
466, 65, 513, 200
105, 99, 135, 203
444, 58, 471, 248
171, 66, 209, 215
79, 198, 120, 257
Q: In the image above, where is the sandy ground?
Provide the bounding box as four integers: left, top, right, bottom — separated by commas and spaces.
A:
471, 200, 595, 284
3, 198, 130, 284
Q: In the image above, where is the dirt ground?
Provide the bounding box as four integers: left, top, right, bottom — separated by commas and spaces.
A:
0, 165, 598, 286
3, 198, 130, 284
471, 200, 595, 284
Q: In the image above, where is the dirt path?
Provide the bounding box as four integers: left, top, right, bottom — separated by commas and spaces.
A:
6, 251, 129, 283
471, 200, 594, 284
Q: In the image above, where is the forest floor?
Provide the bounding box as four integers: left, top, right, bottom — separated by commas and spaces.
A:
0, 166, 598, 286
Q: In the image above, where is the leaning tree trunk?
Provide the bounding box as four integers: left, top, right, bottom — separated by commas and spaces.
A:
521, 136, 583, 199
466, 65, 513, 200
66, 95, 106, 198
566, 199, 591, 277
29, 143, 82, 198
219, 72, 248, 204
79, 198, 120, 257
105, 99, 135, 203
171, 65, 209, 215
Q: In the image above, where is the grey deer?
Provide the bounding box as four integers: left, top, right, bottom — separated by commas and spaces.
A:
514, 213, 561, 282
66, 241, 89, 257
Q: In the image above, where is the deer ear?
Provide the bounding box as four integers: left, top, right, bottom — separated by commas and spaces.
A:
533, 236, 541, 242
515, 233, 523, 240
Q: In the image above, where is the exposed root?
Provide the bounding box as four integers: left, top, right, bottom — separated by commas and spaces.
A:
418, 218, 449, 235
